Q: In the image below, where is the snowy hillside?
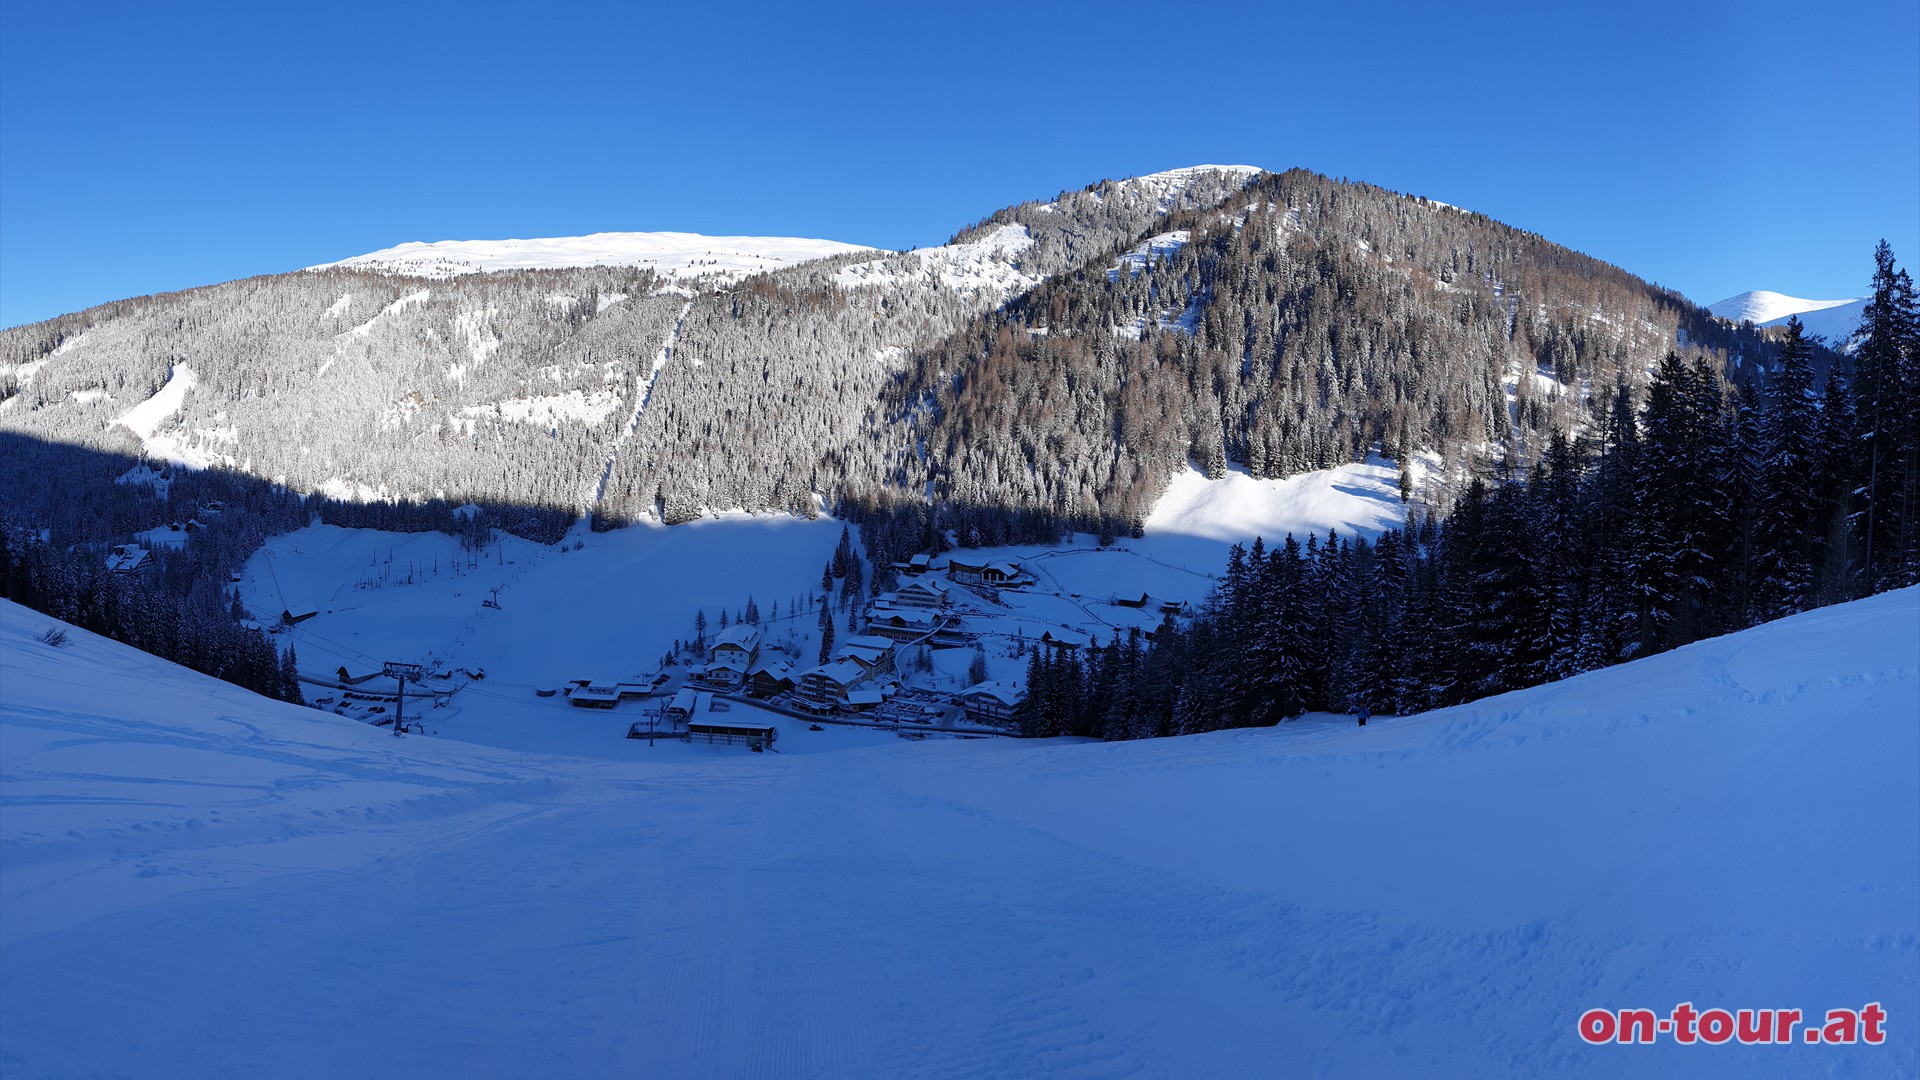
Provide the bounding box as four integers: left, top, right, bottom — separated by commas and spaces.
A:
4, 585, 1914, 1077
311, 230, 880, 281
1143, 454, 1407, 544
1708, 289, 1859, 325
1710, 289, 1867, 347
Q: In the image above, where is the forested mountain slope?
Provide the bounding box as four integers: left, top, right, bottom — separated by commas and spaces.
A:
1, 167, 1792, 540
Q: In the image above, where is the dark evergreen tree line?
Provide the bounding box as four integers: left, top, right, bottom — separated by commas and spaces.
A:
1020, 247, 1919, 738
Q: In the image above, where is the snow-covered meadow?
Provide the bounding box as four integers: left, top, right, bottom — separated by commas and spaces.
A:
3, 581, 1914, 1078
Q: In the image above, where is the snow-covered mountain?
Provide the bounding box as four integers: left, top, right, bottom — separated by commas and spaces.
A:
1710, 289, 1868, 348
311, 230, 881, 282
3, 164, 1791, 545
3, 582, 1913, 1078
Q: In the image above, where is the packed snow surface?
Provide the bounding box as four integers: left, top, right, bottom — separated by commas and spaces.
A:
312, 231, 879, 281
5, 578, 1913, 1077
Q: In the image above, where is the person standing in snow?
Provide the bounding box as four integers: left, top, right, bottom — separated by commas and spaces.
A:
1356, 704, 1370, 727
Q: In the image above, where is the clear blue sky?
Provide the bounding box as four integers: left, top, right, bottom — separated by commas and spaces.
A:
2, 0, 1915, 329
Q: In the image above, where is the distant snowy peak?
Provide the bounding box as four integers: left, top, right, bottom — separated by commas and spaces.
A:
1709, 290, 1859, 325
1708, 290, 1868, 349
311, 231, 882, 282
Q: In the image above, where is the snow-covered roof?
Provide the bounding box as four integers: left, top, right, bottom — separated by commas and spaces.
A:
843, 635, 894, 652
105, 546, 151, 573
845, 688, 885, 706
963, 681, 1027, 707
711, 625, 760, 651
803, 660, 866, 687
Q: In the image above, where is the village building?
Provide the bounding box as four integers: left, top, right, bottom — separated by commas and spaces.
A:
686, 716, 778, 750
891, 577, 954, 610
746, 660, 795, 698
864, 608, 942, 644
570, 681, 623, 709
837, 635, 896, 675
797, 659, 870, 708
104, 545, 152, 575
959, 681, 1027, 726
947, 558, 1024, 587
709, 624, 761, 667
842, 687, 886, 713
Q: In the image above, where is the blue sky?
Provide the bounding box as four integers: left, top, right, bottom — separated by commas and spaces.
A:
2, 0, 1915, 329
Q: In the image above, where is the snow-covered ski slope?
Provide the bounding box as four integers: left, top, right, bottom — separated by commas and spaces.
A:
311, 231, 878, 281
3, 589, 1916, 1078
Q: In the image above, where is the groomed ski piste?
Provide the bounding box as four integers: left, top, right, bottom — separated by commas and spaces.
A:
3, 572, 1915, 1077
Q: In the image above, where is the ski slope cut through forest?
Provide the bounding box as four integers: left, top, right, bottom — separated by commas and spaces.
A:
3, 589, 1914, 1079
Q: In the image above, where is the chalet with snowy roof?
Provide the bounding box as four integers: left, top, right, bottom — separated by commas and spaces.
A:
709, 624, 761, 667
959, 681, 1027, 725
947, 558, 1024, 587
891, 577, 954, 610
747, 660, 795, 698
798, 659, 870, 708
905, 553, 932, 575
1113, 591, 1150, 608
843, 687, 887, 713
837, 635, 896, 675
105, 545, 152, 575
865, 608, 942, 644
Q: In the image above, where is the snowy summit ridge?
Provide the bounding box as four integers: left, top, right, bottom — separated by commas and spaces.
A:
311, 231, 881, 282
1709, 289, 1868, 348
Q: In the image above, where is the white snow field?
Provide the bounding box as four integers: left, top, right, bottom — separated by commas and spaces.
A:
311, 231, 879, 282
4, 580, 1916, 1078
